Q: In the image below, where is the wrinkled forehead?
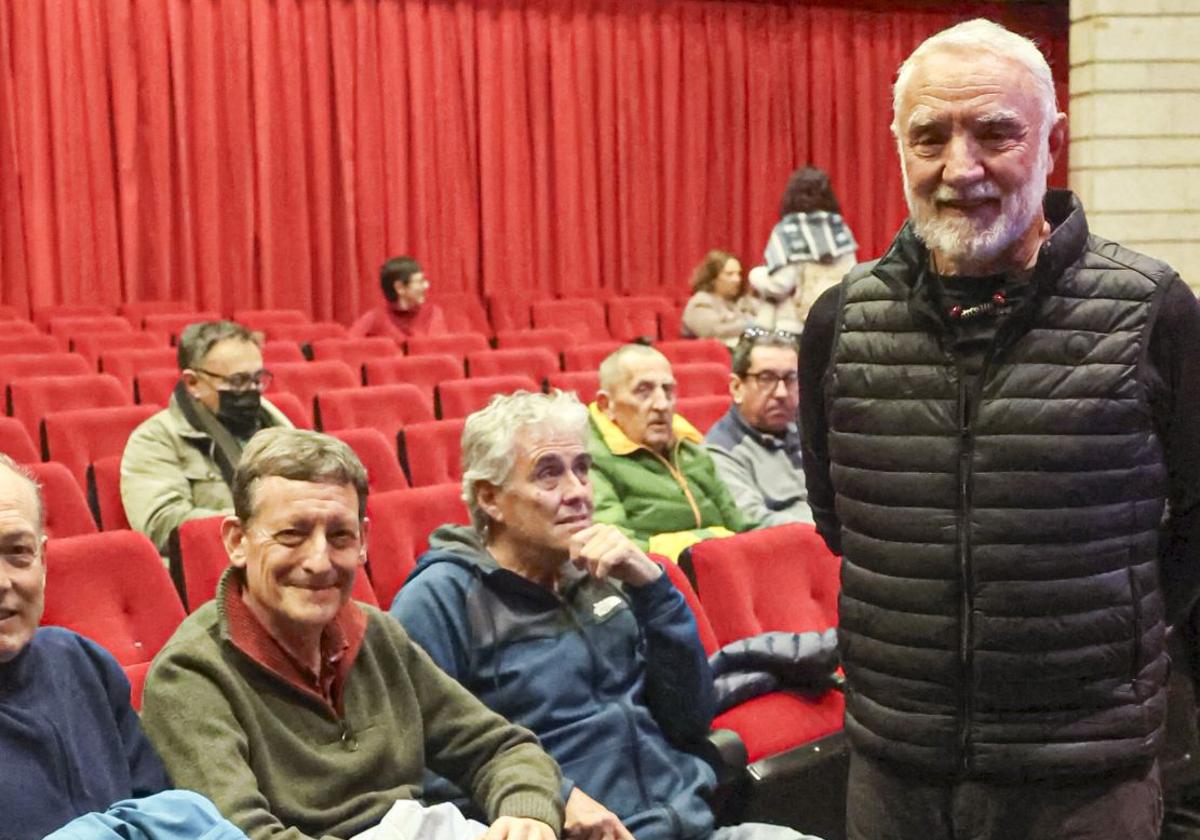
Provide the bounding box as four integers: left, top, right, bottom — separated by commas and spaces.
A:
899, 47, 1044, 130
0, 466, 42, 540
616, 353, 674, 392
748, 344, 799, 371
512, 424, 588, 467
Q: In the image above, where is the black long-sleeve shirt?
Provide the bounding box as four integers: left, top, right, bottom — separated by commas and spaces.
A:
800, 270, 1200, 622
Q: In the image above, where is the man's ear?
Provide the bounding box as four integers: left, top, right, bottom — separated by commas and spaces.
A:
475, 482, 504, 526
358, 518, 371, 565
728, 374, 744, 405
596, 390, 614, 419
180, 369, 202, 399
222, 516, 249, 569
1047, 112, 1068, 174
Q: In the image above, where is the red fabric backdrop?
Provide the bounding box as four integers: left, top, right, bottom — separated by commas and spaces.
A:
0, 0, 1068, 320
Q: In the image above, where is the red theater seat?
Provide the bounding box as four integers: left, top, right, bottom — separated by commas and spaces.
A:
0, 319, 43, 338
531, 299, 609, 342
310, 337, 400, 381
143, 312, 222, 343
673, 362, 730, 398
363, 354, 463, 409
400, 419, 466, 487
26, 462, 98, 537
562, 341, 623, 371
0, 353, 92, 396
33, 305, 111, 331
495, 328, 576, 355
100, 349, 177, 399
546, 370, 600, 402
0, 416, 39, 462
0, 334, 61, 356
466, 348, 559, 383
87, 455, 130, 531
607, 296, 674, 341
265, 322, 348, 343
366, 484, 470, 608
430, 293, 491, 335
328, 428, 409, 493
437, 374, 539, 420
262, 341, 308, 365
72, 331, 167, 367
42, 404, 161, 488
675, 395, 730, 434
316, 384, 433, 438
49, 316, 132, 342
657, 339, 729, 367
134, 368, 180, 406
269, 361, 358, 419
41, 530, 186, 709
119, 300, 193, 328
265, 391, 313, 429
232, 309, 310, 331
486, 296, 531, 333
406, 332, 489, 367
9, 373, 129, 442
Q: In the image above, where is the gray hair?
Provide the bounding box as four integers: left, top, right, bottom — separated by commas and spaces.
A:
461, 390, 590, 533
891, 19, 1057, 142
178, 320, 263, 371
598, 344, 670, 394
0, 453, 43, 536
731, 332, 798, 378
232, 428, 369, 523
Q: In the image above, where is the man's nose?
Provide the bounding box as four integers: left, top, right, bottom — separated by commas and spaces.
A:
650, 386, 671, 410
299, 532, 336, 573
941, 134, 984, 186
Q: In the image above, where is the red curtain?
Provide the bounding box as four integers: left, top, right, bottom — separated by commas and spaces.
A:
0, 0, 1068, 320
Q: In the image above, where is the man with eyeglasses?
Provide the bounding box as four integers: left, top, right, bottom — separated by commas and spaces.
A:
705, 330, 812, 527
122, 320, 292, 555
141, 429, 565, 840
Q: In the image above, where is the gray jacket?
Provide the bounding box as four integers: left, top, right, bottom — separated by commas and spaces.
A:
704, 406, 812, 528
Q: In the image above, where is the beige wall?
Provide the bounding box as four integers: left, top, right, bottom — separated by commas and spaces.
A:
1069, 0, 1200, 288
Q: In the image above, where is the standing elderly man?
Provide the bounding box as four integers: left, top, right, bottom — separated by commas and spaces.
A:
588, 344, 756, 559
800, 19, 1200, 840
122, 320, 292, 554
705, 330, 811, 527
392, 390, 820, 840
140, 428, 564, 840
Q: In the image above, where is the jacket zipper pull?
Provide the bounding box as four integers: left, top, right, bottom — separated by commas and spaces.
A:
340, 720, 359, 752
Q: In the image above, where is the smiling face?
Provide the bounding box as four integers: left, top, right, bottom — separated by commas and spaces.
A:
0, 467, 44, 664
223, 476, 366, 648
897, 47, 1064, 275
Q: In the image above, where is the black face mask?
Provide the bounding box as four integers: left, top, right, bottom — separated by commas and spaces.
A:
217, 389, 263, 438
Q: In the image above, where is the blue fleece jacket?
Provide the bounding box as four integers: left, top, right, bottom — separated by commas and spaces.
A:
0, 627, 171, 840
391, 525, 719, 840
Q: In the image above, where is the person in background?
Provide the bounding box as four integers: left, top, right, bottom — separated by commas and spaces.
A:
349, 255, 447, 344
763, 167, 858, 324
121, 320, 292, 555
705, 330, 811, 527
681, 250, 754, 348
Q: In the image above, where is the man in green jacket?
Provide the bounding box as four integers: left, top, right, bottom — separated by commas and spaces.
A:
140, 428, 564, 840
121, 320, 292, 554
587, 344, 757, 559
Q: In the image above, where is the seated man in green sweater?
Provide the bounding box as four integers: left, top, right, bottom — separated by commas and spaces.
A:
140, 428, 563, 840
588, 344, 757, 560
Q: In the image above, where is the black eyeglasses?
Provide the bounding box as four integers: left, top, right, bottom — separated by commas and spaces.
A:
193, 368, 274, 392
743, 370, 800, 390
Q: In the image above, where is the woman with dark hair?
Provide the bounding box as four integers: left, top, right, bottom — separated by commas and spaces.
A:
757, 166, 858, 324
681, 250, 755, 347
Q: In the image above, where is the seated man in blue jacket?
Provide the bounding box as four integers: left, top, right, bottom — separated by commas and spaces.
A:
0, 452, 242, 840
391, 389, 819, 840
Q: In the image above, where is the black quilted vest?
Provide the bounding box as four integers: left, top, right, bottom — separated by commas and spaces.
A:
826, 191, 1172, 781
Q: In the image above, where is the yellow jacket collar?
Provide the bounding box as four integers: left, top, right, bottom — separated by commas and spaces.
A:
588, 402, 703, 456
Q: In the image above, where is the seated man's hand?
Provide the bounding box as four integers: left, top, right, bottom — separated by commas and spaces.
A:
564, 787, 636, 840
480, 816, 558, 840
569, 524, 662, 588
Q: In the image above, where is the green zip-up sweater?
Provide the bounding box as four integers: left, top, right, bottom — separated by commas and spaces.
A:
587, 403, 757, 557
140, 572, 563, 840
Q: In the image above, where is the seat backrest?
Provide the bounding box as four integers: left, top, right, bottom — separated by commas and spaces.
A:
9, 373, 129, 443
172, 515, 376, 611
546, 370, 601, 402
400, 418, 467, 486
118, 300, 193, 328
607, 296, 674, 341
657, 339, 729, 367
316, 384, 433, 437
0, 416, 39, 462
328, 428, 409, 492
531, 299, 609, 342
675, 395, 730, 434
232, 309, 310, 330
365, 484, 470, 608
0, 334, 61, 356
265, 322, 348, 343
0, 353, 91, 396
100, 348, 177, 398
494, 328, 575, 355
658, 309, 684, 341
659, 555, 720, 655
42, 530, 186, 709
688, 524, 841, 647
48, 315, 132, 340
562, 341, 623, 371
142, 311, 223, 343
43, 404, 161, 488
269, 361, 358, 418
33, 305, 110, 331
466, 348, 559, 383
673, 362, 731, 398
406, 332, 489, 366
430, 293, 491, 335
134, 368, 181, 405
486, 296, 531, 333
310, 337, 400, 381
0, 319, 45, 338
71, 331, 166, 367
25, 461, 99, 537
436, 374, 540, 420
262, 341, 308, 365
87, 455, 130, 530
363, 355, 464, 410
265, 391, 313, 429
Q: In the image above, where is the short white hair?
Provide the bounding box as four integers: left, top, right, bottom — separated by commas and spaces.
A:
892, 19, 1057, 142
460, 389, 590, 533
598, 344, 670, 394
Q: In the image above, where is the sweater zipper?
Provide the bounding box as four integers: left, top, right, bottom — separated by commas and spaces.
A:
956, 363, 975, 775
648, 445, 703, 528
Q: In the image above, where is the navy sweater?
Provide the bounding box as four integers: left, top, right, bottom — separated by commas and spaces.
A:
0, 627, 170, 839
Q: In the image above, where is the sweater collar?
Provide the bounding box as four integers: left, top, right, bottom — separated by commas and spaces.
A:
725, 404, 800, 452
587, 401, 702, 456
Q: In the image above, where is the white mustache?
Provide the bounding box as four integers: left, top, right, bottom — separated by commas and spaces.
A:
933, 182, 1002, 203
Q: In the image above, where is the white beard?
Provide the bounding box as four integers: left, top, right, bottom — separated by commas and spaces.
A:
903, 151, 1048, 274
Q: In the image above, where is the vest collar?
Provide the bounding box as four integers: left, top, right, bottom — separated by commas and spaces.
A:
587, 402, 702, 456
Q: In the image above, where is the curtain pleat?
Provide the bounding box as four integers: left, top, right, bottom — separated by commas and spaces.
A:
0, 0, 1068, 317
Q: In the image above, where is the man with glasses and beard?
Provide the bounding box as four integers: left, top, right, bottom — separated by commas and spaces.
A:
800, 19, 1200, 840
122, 320, 292, 555
705, 329, 811, 527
